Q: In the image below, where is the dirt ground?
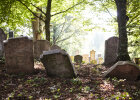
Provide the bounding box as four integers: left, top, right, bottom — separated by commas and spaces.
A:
0, 63, 140, 100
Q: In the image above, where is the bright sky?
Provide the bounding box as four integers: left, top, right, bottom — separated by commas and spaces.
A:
80, 7, 117, 59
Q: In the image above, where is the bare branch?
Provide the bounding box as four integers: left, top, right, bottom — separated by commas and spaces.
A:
51, 0, 84, 17
30, 3, 46, 16
17, 0, 45, 22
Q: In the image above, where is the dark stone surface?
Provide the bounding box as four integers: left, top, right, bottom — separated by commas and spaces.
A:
34, 40, 50, 59
104, 36, 119, 66
4, 37, 34, 74
103, 61, 140, 81
40, 49, 77, 78
0, 28, 7, 57
74, 55, 83, 64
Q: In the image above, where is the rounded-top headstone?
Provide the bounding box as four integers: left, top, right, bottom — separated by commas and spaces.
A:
74, 55, 83, 64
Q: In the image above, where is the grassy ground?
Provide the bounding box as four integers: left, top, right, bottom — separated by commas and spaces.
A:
0, 63, 140, 100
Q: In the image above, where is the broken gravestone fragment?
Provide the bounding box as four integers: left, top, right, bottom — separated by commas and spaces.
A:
103, 61, 140, 81
74, 55, 83, 64
40, 49, 77, 78
4, 37, 34, 74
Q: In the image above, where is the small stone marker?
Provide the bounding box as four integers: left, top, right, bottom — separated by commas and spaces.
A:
34, 40, 50, 59
4, 37, 34, 73
51, 45, 61, 50
9, 31, 14, 38
40, 49, 77, 78
0, 28, 7, 57
74, 55, 83, 64
104, 36, 119, 66
103, 61, 140, 81
90, 50, 95, 62
82, 54, 89, 63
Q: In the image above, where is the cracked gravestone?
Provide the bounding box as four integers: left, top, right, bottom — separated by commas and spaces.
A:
4, 37, 34, 74
74, 55, 83, 64
40, 49, 77, 78
103, 61, 140, 81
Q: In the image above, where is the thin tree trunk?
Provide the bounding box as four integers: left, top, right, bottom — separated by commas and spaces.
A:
115, 0, 130, 61
45, 0, 52, 41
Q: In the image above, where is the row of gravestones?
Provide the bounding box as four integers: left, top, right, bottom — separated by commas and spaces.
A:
3, 36, 76, 78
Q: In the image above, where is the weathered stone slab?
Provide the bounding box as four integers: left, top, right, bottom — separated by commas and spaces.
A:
4, 37, 34, 74
40, 49, 77, 78
0, 28, 7, 57
34, 40, 50, 59
51, 45, 61, 50
74, 55, 83, 64
104, 36, 119, 66
103, 61, 140, 81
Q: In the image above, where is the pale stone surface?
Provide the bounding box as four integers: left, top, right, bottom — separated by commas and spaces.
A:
51, 45, 61, 50
4, 37, 34, 73
40, 49, 77, 78
103, 61, 140, 81
74, 55, 83, 64
82, 54, 89, 63
98, 57, 104, 64
90, 50, 95, 62
0, 28, 7, 57
34, 40, 50, 59
104, 36, 119, 66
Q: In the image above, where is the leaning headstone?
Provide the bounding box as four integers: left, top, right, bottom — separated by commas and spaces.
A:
9, 31, 14, 38
4, 37, 34, 73
103, 61, 140, 81
104, 36, 119, 66
34, 40, 50, 59
74, 55, 83, 64
40, 49, 77, 78
0, 28, 7, 57
51, 45, 61, 50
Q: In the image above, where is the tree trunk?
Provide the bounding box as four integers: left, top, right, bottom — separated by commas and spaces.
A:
115, 0, 130, 61
45, 0, 52, 41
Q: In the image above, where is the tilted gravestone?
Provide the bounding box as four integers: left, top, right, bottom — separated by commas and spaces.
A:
103, 61, 140, 81
74, 55, 83, 64
0, 28, 7, 57
40, 49, 77, 78
34, 40, 50, 59
4, 37, 34, 73
104, 36, 119, 66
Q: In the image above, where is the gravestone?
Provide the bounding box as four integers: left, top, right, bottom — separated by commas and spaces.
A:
40, 49, 77, 78
104, 36, 119, 66
34, 40, 50, 59
74, 55, 83, 64
90, 50, 95, 62
103, 61, 140, 81
0, 28, 7, 57
98, 57, 103, 64
82, 54, 89, 63
4, 37, 34, 73
51, 45, 61, 50
9, 31, 14, 38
